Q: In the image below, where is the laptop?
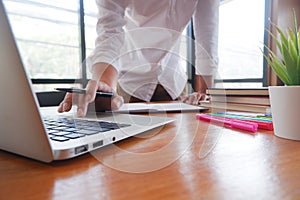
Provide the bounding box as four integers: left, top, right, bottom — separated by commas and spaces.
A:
0, 1, 175, 163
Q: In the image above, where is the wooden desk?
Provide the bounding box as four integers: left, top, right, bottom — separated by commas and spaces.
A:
1, 112, 300, 199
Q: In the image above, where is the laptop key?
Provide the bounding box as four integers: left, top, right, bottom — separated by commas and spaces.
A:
50, 136, 69, 142
63, 127, 79, 132
47, 130, 59, 134
50, 131, 71, 137
64, 133, 85, 139
52, 126, 69, 131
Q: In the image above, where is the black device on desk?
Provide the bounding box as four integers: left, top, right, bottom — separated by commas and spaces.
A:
55, 88, 114, 112
55, 88, 114, 98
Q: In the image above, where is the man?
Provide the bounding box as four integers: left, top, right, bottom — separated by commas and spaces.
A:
58, 0, 219, 117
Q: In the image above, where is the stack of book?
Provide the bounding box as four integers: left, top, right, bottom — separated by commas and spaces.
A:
200, 88, 271, 114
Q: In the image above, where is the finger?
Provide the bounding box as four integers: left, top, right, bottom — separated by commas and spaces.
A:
192, 94, 201, 105
186, 94, 195, 105
194, 93, 204, 105
186, 92, 202, 105
180, 95, 188, 103
191, 96, 199, 105
111, 95, 124, 110
85, 80, 98, 103
77, 93, 89, 117
58, 93, 73, 112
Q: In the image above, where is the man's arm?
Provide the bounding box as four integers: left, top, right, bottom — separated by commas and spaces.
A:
88, 0, 126, 72
193, 0, 219, 86
58, 0, 127, 116
194, 74, 214, 94
181, 0, 219, 105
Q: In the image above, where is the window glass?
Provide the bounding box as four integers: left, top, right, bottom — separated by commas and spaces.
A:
218, 0, 265, 81
84, 0, 98, 79
3, 0, 80, 79
84, 0, 97, 56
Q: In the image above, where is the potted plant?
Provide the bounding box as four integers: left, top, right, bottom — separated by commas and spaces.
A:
264, 10, 300, 140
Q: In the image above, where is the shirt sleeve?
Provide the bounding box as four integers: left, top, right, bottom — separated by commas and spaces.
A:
192, 0, 219, 76
87, 0, 127, 72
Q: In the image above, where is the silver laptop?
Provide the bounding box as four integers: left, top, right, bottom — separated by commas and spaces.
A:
0, 2, 175, 163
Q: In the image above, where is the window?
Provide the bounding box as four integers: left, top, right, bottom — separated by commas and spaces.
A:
216, 0, 268, 88
3, 0, 189, 95
3, 0, 269, 98
3, 0, 89, 92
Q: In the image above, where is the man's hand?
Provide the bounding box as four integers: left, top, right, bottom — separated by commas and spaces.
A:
181, 75, 213, 105
58, 80, 124, 117
58, 62, 121, 117
181, 92, 209, 105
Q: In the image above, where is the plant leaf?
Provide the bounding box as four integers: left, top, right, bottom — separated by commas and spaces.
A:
275, 26, 289, 51
281, 40, 298, 84
293, 9, 299, 54
298, 31, 300, 53
266, 29, 283, 55
272, 59, 292, 85
287, 29, 298, 62
297, 54, 300, 84
263, 50, 291, 85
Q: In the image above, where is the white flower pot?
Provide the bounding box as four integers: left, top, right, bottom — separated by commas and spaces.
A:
269, 86, 300, 140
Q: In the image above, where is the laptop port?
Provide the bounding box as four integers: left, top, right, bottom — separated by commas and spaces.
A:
93, 140, 104, 148
75, 145, 88, 155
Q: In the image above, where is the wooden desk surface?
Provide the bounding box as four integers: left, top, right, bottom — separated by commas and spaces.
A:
1, 112, 300, 200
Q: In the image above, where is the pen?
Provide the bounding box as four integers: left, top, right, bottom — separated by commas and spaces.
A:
209, 113, 273, 130
210, 113, 273, 130
55, 88, 114, 98
212, 113, 272, 122
217, 112, 272, 119
211, 114, 273, 130
196, 114, 258, 133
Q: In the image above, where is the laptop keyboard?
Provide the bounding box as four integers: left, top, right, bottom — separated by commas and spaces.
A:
43, 117, 131, 142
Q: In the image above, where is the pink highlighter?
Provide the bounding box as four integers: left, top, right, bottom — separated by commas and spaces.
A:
196, 114, 258, 133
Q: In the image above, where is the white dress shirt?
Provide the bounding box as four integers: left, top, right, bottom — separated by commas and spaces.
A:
88, 0, 219, 101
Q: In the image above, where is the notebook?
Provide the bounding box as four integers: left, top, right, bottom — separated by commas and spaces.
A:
113, 102, 207, 114
0, 2, 175, 163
